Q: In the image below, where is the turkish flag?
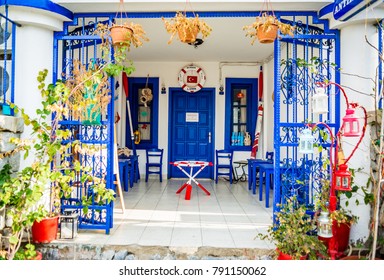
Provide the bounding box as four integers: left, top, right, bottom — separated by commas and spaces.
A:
187, 75, 198, 83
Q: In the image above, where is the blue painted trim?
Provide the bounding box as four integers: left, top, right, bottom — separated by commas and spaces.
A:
273, 37, 281, 217
0, 0, 73, 20
224, 78, 258, 152
318, 3, 335, 18
74, 10, 321, 19
127, 77, 159, 150
335, 29, 341, 132
333, 0, 379, 21
379, 22, 383, 110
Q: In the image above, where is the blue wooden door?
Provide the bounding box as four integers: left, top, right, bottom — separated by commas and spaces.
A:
169, 88, 215, 179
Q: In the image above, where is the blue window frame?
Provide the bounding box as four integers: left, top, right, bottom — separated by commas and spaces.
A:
225, 78, 258, 151
0, 7, 18, 116
127, 77, 159, 150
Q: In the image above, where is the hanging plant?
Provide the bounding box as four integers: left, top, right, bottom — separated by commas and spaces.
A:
93, 0, 147, 77
243, 0, 295, 44
162, 11, 212, 44
95, 20, 148, 51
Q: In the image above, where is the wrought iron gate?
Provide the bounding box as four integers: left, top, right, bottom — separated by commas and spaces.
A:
273, 13, 340, 212
53, 15, 116, 234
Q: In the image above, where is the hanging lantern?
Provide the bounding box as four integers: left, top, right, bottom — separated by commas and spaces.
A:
317, 211, 333, 238
334, 164, 352, 191
312, 87, 328, 114
298, 128, 314, 154
342, 108, 361, 137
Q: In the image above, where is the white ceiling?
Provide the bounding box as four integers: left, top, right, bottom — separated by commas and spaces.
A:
54, 0, 333, 62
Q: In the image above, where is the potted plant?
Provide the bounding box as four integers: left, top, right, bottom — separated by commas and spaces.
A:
243, 12, 295, 44
63, 59, 111, 125
162, 11, 212, 44
0, 163, 46, 259
0, 68, 116, 258
93, 1, 147, 78
314, 178, 359, 258
94, 21, 142, 78
258, 196, 329, 260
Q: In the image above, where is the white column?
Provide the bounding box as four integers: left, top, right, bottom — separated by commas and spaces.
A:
339, 22, 377, 243
8, 6, 70, 168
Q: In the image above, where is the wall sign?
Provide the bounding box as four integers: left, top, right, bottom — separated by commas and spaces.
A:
186, 112, 199, 122
333, 0, 376, 21
178, 65, 206, 93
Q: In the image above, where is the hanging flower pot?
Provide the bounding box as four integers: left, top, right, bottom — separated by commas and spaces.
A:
162, 11, 212, 44
243, 12, 294, 45
94, 0, 148, 52
177, 25, 199, 43
109, 25, 133, 46
257, 23, 278, 44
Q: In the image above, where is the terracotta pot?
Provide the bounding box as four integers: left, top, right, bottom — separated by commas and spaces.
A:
30, 251, 43, 260
177, 26, 198, 43
109, 25, 133, 46
257, 24, 278, 44
32, 216, 59, 244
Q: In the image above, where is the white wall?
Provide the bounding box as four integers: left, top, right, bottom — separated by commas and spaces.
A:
338, 22, 377, 243
9, 6, 69, 169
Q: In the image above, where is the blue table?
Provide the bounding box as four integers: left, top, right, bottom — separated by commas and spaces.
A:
119, 155, 140, 191
118, 158, 133, 191
257, 163, 275, 208
247, 159, 273, 193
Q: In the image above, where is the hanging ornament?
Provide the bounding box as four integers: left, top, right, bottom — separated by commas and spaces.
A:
140, 74, 153, 107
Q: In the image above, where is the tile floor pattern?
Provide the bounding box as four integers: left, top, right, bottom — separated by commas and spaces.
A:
72, 178, 275, 250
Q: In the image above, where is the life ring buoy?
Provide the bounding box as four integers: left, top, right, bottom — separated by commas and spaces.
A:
178, 65, 206, 93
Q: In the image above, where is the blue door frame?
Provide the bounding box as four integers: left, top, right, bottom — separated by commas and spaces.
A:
168, 87, 215, 179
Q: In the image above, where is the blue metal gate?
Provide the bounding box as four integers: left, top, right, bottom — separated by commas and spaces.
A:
273, 13, 340, 212
53, 15, 115, 234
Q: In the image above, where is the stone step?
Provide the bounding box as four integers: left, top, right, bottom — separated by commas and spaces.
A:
35, 243, 273, 260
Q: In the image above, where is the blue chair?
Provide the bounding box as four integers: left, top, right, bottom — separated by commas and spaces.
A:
215, 149, 233, 184
145, 148, 163, 182
118, 157, 135, 190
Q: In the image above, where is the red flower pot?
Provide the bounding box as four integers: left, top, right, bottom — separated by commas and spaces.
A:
32, 216, 59, 244
318, 220, 351, 256
276, 249, 307, 260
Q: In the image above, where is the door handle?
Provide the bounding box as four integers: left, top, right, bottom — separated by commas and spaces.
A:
208, 132, 211, 143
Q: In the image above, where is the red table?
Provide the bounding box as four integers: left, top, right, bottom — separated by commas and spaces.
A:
170, 161, 213, 200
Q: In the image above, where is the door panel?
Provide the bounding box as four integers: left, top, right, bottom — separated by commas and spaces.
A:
169, 88, 215, 178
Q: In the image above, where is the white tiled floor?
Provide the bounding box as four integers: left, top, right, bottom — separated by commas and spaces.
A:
72, 178, 274, 250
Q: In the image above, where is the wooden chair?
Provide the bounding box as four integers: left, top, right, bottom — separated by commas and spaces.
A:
215, 149, 233, 184
145, 148, 164, 182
